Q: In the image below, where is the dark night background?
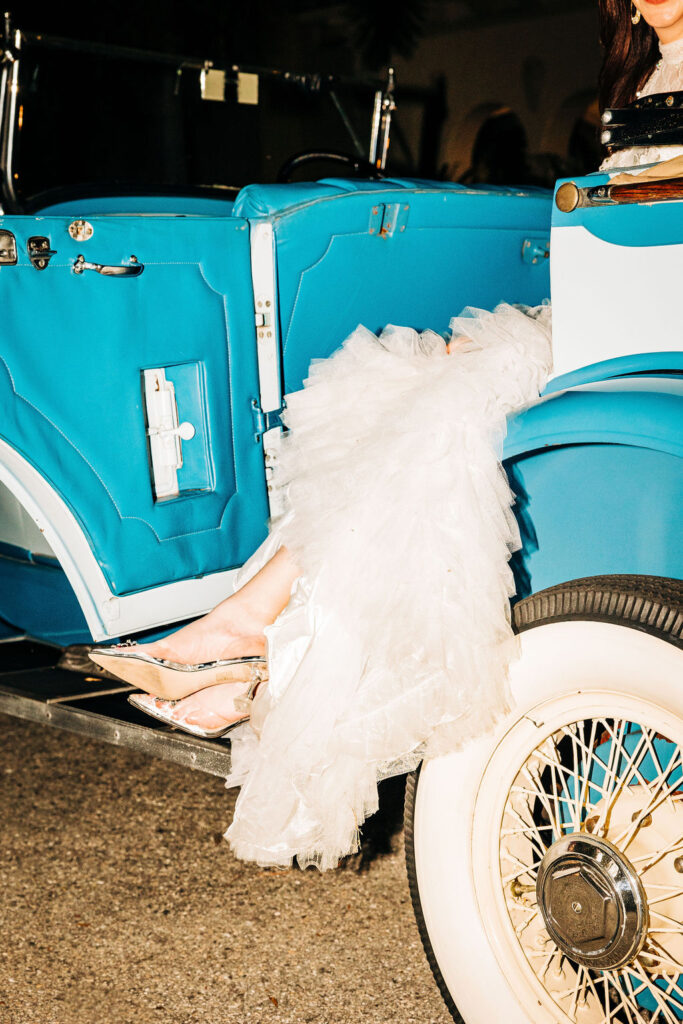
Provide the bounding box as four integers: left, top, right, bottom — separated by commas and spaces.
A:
7, 1, 603, 206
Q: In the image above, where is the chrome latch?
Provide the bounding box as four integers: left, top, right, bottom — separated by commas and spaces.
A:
143, 368, 196, 500
0, 229, 17, 265
27, 236, 57, 271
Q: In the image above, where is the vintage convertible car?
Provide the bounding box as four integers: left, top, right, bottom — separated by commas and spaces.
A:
1, 19, 682, 1024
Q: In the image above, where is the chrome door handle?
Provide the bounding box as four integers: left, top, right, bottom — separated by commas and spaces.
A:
73, 254, 144, 277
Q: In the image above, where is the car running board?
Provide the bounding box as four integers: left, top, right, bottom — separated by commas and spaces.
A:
0, 638, 234, 781
0, 639, 409, 787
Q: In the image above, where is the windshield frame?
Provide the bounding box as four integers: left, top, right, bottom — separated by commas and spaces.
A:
0, 15, 403, 214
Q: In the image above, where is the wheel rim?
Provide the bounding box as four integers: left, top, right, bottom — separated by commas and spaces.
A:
474, 697, 683, 1023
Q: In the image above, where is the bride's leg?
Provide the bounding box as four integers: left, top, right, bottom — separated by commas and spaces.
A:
137, 546, 299, 665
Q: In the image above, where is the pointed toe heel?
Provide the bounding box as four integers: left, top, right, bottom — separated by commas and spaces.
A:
89, 645, 268, 701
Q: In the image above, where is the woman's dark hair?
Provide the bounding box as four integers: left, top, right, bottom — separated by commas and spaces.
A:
598, 0, 659, 110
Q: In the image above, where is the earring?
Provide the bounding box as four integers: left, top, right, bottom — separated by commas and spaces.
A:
631, 2, 641, 24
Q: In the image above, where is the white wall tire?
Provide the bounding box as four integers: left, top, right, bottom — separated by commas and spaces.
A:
405, 576, 683, 1024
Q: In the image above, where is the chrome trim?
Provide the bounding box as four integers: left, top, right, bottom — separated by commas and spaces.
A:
1, 27, 20, 210
536, 833, 649, 970
73, 254, 144, 277
0, 227, 17, 264
369, 88, 382, 165
378, 67, 395, 171
68, 219, 94, 242
249, 219, 284, 519
0, 675, 234, 780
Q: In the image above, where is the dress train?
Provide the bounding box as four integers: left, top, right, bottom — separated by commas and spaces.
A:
224, 302, 553, 870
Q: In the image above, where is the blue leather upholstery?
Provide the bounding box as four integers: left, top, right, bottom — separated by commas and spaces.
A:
0, 180, 553, 634
36, 195, 236, 217
248, 179, 553, 395
233, 177, 548, 219
0, 214, 268, 597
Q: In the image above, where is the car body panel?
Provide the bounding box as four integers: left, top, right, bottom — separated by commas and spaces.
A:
1, 174, 681, 644
0, 182, 553, 642
550, 173, 683, 380
504, 377, 683, 597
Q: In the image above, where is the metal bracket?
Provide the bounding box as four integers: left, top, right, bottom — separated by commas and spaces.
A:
368, 203, 410, 238
369, 205, 384, 235
27, 236, 57, 270
380, 202, 409, 238
522, 236, 550, 265
251, 398, 283, 443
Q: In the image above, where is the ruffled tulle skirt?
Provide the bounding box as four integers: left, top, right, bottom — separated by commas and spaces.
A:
224, 302, 553, 870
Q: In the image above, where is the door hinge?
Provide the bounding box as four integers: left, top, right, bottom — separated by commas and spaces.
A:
368, 203, 410, 238
254, 294, 273, 331
251, 399, 283, 443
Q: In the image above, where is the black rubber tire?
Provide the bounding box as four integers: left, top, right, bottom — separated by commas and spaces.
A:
404, 574, 683, 1024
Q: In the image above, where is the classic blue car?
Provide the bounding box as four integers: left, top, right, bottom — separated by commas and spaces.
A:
1, 21, 681, 1024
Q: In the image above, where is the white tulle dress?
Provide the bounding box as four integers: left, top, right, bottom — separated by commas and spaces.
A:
221, 46, 681, 871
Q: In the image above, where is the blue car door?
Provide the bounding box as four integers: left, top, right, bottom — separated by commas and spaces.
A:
0, 213, 269, 635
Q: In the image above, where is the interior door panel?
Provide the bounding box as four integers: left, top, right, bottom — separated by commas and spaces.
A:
0, 214, 268, 596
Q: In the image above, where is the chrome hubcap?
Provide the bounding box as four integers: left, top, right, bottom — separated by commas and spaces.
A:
536, 834, 649, 970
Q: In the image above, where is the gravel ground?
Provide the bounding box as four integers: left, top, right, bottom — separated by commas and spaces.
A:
0, 715, 453, 1024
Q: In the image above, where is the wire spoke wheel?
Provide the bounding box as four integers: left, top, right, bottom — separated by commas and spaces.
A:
405, 578, 683, 1024
500, 715, 683, 1023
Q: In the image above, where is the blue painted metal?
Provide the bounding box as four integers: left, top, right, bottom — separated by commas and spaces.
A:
546, 353, 683, 393
553, 171, 683, 246
507, 376, 683, 459
505, 377, 683, 597
0, 552, 90, 644
0, 213, 269, 597
0, 616, 22, 640
36, 195, 236, 216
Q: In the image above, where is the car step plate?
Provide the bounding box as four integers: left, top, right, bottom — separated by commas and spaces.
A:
0, 639, 233, 781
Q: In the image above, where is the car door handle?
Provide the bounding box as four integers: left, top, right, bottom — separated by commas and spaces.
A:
73, 254, 144, 277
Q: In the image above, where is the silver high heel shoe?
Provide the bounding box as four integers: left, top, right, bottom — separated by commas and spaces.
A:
89, 641, 267, 702
127, 674, 265, 739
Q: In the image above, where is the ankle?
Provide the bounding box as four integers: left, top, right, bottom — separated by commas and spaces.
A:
207, 594, 269, 636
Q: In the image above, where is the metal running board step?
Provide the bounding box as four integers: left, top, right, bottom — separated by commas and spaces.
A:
0, 640, 233, 780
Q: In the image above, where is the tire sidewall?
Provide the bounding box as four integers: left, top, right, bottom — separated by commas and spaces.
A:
411, 620, 683, 1024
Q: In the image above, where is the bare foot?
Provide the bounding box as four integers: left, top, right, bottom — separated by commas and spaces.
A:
139, 681, 253, 731
138, 600, 267, 666
446, 334, 471, 354
132, 546, 299, 667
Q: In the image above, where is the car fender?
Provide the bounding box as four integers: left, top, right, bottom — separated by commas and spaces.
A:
503, 376, 683, 597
